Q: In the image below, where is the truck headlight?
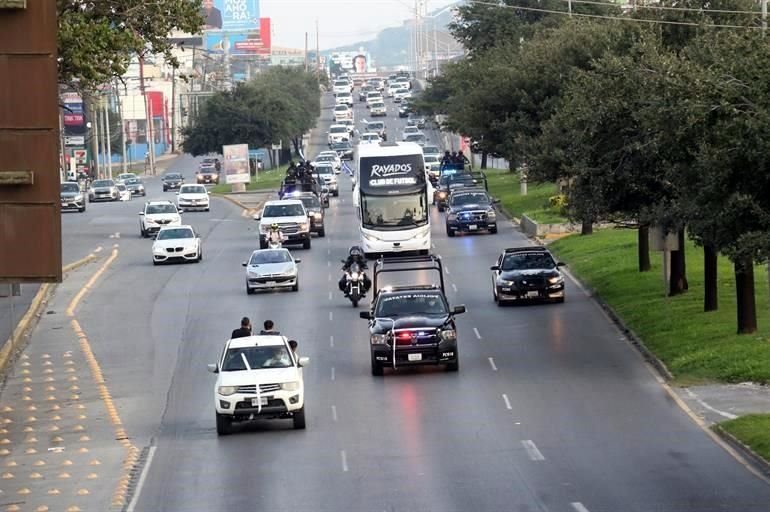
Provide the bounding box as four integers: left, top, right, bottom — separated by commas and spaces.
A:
217, 386, 237, 396
314, 212, 322, 220
440, 329, 457, 342
548, 276, 563, 285
300, 222, 310, 231
281, 381, 300, 391
447, 213, 457, 221
363, 232, 379, 242
370, 334, 388, 345
487, 210, 496, 219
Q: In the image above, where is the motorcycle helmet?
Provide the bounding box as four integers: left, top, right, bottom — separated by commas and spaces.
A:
349, 245, 363, 256
271, 223, 279, 230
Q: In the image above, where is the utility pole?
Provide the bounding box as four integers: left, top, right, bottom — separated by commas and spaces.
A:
568, 0, 573, 16
103, 94, 113, 180
304, 31, 309, 72
763, 0, 768, 32
138, 55, 156, 175
90, 99, 101, 179
171, 66, 177, 153
97, 97, 106, 178
114, 81, 128, 173
316, 19, 320, 72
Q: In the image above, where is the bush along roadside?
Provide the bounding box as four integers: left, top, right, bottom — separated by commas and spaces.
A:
485, 170, 569, 227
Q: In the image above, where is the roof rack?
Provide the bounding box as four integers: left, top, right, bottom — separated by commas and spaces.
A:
504, 246, 548, 253
373, 254, 445, 295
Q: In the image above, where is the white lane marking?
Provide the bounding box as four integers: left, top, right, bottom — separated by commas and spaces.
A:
331, 367, 336, 381
451, 283, 458, 292
341, 450, 349, 472
502, 393, 512, 410
94, 246, 103, 253
327, 248, 331, 255
522, 440, 545, 461
328, 260, 331, 267
445, 266, 450, 274
684, 389, 738, 420
329, 311, 333, 321
431, 243, 436, 249
328, 273, 331, 282
488, 357, 498, 371
126, 445, 157, 512
329, 291, 333, 301
330, 335, 335, 347
332, 405, 338, 422
473, 327, 481, 340
113, 243, 119, 248
571, 503, 590, 512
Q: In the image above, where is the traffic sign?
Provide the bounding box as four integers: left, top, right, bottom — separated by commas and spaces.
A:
64, 136, 85, 146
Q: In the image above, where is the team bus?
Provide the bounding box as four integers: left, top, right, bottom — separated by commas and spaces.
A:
353, 141, 432, 257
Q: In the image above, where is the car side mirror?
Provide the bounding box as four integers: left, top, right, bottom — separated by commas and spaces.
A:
207, 363, 219, 374
490, 265, 500, 271
451, 305, 467, 315
359, 311, 371, 320
308, 212, 313, 217
294, 259, 301, 264
298, 356, 310, 367
178, 209, 184, 213
242, 262, 248, 267
253, 214, 261, 221
557, 262, 566, 267
175, 192, 179, 195
493, 199, 501, 204
138, 212, 144, 216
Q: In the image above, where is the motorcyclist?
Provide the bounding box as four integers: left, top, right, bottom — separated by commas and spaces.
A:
339, 246, 371, 296
267, 223, 284, 247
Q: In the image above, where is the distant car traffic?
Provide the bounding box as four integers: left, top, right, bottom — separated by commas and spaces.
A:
151, 225, 202, 265
294, 192, 326, 237
314, 153, 341, 171
314, 163, 339, 197
328, 124, 350, 145
333, 105, 352, 123
370, 102, 387, 117
139, 200, 182, 238
490, 246, 566, 304
177, 184, 210, 212
116, 173, 135, 183
162, 173, 184, 191
116, 183, 131, 202
60, 182, 86, 212
330, 140, 354, 161
243, 248, 301, 294
255, 199, 312, 250
196, 166, 219, 185
88, 179, 119, 202
445, 189, 498, 236
359, 132, 382, 144
124, 177, 146, 197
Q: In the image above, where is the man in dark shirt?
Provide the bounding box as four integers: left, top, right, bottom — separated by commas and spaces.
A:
231, 317, 252, 339
259, 319, 280, 335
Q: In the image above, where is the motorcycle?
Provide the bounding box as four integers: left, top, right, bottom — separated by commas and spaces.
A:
342, 260, 367, 307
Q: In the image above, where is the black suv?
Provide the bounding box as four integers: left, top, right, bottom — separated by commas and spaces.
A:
490, 247, 566, 305
162, 172, 184, 191
295, 192, 326, 237
446, 189, 498, 236
434, 171, 487, 211
360, 255, 465, 376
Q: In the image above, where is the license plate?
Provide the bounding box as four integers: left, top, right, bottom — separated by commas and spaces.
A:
408, 353, 422, 362
526, 291, 540, 298
468, 224, 478, 230
251, 397, 268, 406
264, 281, 275, 286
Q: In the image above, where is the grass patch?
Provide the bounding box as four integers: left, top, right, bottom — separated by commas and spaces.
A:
718, 415, 770, 462
485, 169, 566, 224
210, 169, 284, 194
549, 228, 770, 385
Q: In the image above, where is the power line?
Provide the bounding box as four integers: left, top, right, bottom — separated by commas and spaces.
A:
556, 0, 761, 16
466, 0, 765, 29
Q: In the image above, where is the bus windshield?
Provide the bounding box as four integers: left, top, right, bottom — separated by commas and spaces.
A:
361, 192, 428, 230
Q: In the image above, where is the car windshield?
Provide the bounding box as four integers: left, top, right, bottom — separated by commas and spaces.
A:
92, 180, 114, 187
317, 155, 334, 162
164, 174, 182, 180
424, 156, 439, 163
363, 134, 379, 141
501, 253, 556, 271
249, 250, 293, 265
423, 146, 439, 155
371, 103, 385, 108
375, 293, 447, 317
451, 193, 490, 206
332, 142, 352, 150
315, 166, 334, 176
181, 186, 206, 194
299, 196, 321, 209
263, 204, 304, 217
361, 192, 428, 229
222, 345, 293, 371
333, 106, 347, 112
330, 126, 347, 133
146, 204, 177, 214
125, 178, 140, 185
368, 122, 384, 130
405, 134, 425, 143
156, 228, 194, 240
405, 127, 419, 133
61, 183, 79, 192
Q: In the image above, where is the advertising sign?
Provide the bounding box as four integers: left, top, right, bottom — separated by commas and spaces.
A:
223, 144, 250, 184
205, 17, 271, 56
63, 113, 84, 126
359, 155, 425, 192
201, 0, 259, 31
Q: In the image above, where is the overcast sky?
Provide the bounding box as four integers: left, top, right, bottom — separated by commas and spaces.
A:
260, 0, 457, 50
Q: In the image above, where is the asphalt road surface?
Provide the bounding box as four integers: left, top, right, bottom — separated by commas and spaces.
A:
39, 93, 770, 511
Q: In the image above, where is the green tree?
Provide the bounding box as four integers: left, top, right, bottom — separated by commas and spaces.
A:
58, 0, 203, 91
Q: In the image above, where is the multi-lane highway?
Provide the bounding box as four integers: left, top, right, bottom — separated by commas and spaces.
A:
14, 92, 770, 511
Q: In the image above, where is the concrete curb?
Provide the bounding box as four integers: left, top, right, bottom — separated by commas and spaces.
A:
0, 252, 99, 375
210, 193, 267, 218
713, 425, 770, 478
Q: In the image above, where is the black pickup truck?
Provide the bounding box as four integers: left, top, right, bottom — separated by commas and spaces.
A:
360, 255, 465, 376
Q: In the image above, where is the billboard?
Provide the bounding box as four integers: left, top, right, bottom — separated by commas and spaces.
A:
205, 17, 271, 56
201, 0, 260, 31
223, 144, 250, 184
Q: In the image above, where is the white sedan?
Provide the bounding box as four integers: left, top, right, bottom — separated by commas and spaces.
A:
314, 153, 341, 172
152, 225, 202, 265
243, 248, 300, 294
359, 132, 382, 145
176, 184, 211, 211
